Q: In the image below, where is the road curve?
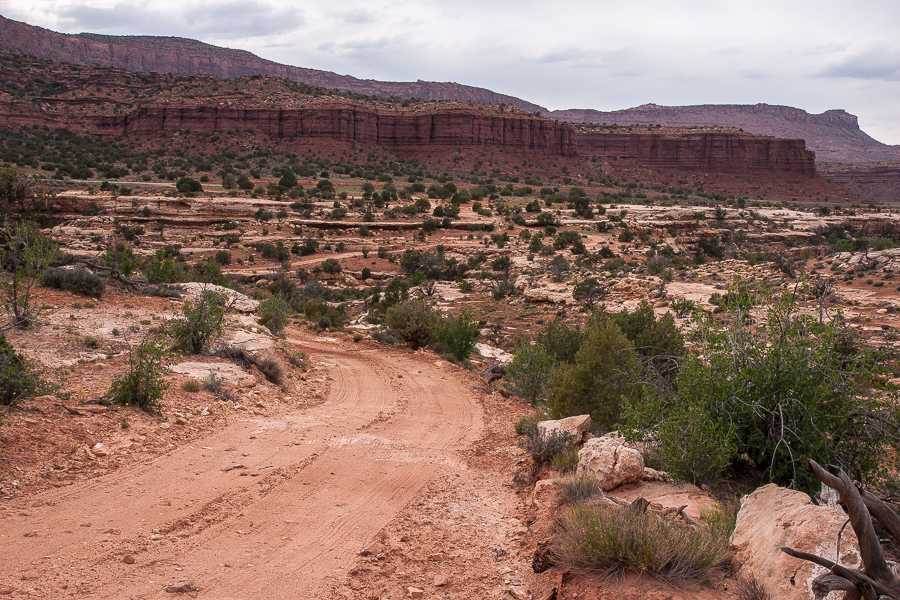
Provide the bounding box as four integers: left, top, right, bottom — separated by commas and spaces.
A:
0, 337, 483, 599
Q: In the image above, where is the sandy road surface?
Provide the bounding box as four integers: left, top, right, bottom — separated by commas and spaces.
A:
0, 337, 483, 598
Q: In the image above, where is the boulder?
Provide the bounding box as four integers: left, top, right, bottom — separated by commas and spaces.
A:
576, 436, 644, 491
537, 415, 591, 441
730, 484, 861, 600
175, 282, 259, 313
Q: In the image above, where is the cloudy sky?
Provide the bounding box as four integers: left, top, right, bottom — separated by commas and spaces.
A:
4, 0, 900, 143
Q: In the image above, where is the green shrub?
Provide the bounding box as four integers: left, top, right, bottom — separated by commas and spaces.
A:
626, 287, 899, 491
385, 297, 439, 349
506, 341, 555, 404
0, 334, 51, 417
258, 296, 290, 337
170, 288, 228, 354
0, 221, 61, 328
108, 334, 172, 413
176, 177, 202, 193
320, 258, 342, 274
547, 319, 640, 431
514, 410, 548, 436
214, 250, 232, 266
42, 267, 105, 297
670, 297, 697, 318
552, 503, 732, 581
435, 311, 479, 361
372, 331, 398, 345
536, 318, 584, 364
201, 371, 231, 400
491, 276, 516, 300
600, 302, 684, 385
553, 447, 581, 473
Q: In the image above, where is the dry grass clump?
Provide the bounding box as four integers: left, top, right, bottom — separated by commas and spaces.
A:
514, 409, 548, 436
557, 474, 602, 504
553, 447, 581, 474
201, 371, 236, 402
735, 573, 770, 600
254, 351, 285, 384
551, 502, 734, 582
181, 379, 201, 392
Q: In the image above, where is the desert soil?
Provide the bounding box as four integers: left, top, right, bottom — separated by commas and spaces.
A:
0, 331, 544, 599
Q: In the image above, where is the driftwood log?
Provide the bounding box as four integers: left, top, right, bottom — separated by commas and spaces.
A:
782, 459, 900, 599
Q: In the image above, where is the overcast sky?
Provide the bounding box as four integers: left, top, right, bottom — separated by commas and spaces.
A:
4, 0, 900, 144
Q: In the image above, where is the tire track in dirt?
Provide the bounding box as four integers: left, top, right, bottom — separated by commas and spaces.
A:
0, 337, 482, 599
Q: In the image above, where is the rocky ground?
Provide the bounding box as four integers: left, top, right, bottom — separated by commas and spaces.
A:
2, 170, 900, 599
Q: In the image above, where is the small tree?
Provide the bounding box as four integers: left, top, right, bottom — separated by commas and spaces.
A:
170, 287, 229, 353
385, 297, 439, 349
626, 286, 899, 490
572, 277, 609, 310
0, 334, 52, 421
108, 333, 172, 413
0, 166, 32, 214
505, 340, 556, 404
435, 311, 479, 362
0, 221, 60, 328
258, 296, 290, 338
320, 258, 342, 275
547, 319, 640, 431
222, 173, 237, 190
176, 177, 203, 194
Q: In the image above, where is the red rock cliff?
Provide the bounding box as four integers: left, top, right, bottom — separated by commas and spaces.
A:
578, 131, 816, 175
84, 105, 578, 156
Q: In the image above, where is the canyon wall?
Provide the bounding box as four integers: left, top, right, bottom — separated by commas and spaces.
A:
577, 131, 816, 175
0, 97, 818, 173
818, 163, 900, 202
85, 105, 579, 156
552, 103, 900, 164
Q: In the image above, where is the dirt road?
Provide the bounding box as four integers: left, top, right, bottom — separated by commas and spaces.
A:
0, 336, 491, 598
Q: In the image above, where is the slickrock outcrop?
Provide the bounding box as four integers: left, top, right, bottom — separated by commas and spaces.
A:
731, 484, 861, 600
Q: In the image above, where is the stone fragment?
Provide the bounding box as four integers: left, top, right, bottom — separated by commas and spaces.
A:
165, 581, 196, 593
433, 574, 449, 587
576, 436, 644, 491
122, 555, 135, 564
536, 414, 591, 441
91, 443, 109, 457
407, 586, 424, 598
358, 540, 384, 556
175, 417, 188, 425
